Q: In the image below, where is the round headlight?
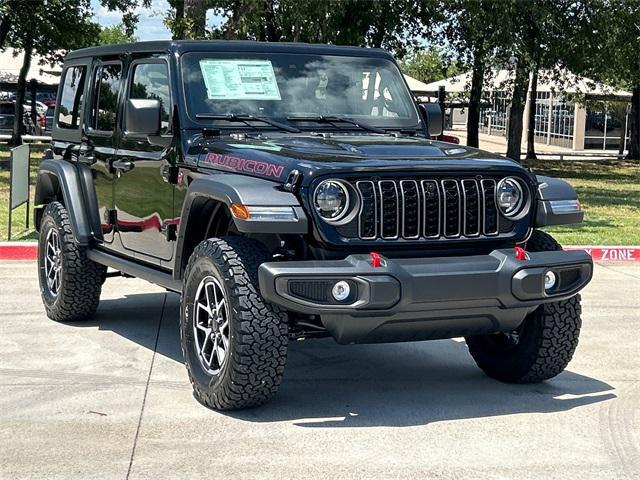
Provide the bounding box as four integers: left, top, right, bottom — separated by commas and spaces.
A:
496, 177, 525, 218
314, 180, 349, 222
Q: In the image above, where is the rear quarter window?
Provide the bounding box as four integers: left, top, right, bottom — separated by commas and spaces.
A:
57, 66, 86, 129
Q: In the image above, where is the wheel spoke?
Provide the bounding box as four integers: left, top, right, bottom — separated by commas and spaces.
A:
210, 335, 219, 365
216, 342, 226, 364
195, 320, 209, 333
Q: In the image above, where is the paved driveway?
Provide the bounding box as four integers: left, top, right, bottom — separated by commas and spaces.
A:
1, 261, 638, 479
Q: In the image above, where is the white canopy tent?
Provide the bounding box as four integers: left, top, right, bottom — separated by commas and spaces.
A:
0, 48, 62, 85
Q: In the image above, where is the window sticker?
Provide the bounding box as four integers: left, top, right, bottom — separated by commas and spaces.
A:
199, 60, 282, 100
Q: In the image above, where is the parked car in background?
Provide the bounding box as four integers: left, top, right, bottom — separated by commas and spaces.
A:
44, 105, 55, 134
36, 92, 57, 106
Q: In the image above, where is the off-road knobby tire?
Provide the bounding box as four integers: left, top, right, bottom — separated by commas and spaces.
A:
38, 202, 105, 322
181, 236, 288, 410
465, 230, 582, 383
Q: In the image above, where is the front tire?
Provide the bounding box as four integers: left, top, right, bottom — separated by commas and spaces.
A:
180, 236, 288, 410
37, 202, 106, 322
465, 231, 582, 383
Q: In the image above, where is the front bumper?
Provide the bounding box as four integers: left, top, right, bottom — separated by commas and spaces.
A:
258, 249, 593, 344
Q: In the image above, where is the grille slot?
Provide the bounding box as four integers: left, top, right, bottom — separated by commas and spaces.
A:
481, 179, 499, 235
352, 177, 510, 241
442, 180, 461, 238
422, 180, 440, 238
400, 180, 420, 239
379, 181, 399, 239
462, 179, 481, 236
356, 181, 377, 239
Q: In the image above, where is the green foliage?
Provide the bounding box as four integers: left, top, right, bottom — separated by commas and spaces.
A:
166, 0, 440, 56
98, 23, 137, 45
399, 46, 462, 84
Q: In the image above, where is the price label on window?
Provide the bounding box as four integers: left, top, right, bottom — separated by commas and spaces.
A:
199, 59, 282, 101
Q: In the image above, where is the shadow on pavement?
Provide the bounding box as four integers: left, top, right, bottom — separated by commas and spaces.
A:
88, 292, 616, 428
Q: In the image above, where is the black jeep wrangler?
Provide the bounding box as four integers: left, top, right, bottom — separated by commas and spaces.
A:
35, 41, 592, 410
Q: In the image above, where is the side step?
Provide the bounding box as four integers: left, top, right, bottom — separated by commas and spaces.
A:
87, 249, 182, 293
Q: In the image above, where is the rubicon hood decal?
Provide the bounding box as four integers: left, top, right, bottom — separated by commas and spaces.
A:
203, 152, 285, 178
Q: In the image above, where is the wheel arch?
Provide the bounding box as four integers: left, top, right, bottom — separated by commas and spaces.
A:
172, 174, 308, 281
34, 160, 93, 245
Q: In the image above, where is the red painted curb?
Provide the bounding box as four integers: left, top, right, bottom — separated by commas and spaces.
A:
0, 243, 37, 260
0, 243, 639, 262
563, 246, 640, 262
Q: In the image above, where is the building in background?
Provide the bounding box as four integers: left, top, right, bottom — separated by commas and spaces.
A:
423, 70, 632, 151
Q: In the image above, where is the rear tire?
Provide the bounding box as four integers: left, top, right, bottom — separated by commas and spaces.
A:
465, 230, 582, 383
37, 202, 106, 322
180, 236, 288, 410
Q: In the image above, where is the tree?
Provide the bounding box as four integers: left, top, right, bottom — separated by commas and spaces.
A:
567, 0, 640, 160
3, 0, 100, 145
399, 46, 461, 84
441, 0, 513, 149
166, 0, 439, 53
98, 23, 137, 45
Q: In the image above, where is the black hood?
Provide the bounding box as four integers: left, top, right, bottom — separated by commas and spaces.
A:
192, 132, 526, 185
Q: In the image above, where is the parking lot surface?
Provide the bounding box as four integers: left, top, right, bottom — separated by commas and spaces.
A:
1, 261, 638, 480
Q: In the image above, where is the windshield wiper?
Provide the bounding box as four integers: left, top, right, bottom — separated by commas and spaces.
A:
286, 115, 387, 134
195, 114, 300, 133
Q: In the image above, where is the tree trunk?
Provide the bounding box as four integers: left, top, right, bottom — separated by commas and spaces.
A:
526, 68, 538, 160
506, 61, 529, 162
10, 38, 33, 146
184, 0, 206, 39
466, 45, 485, 148
627, 85, 640, 160
171, 0, 185, 39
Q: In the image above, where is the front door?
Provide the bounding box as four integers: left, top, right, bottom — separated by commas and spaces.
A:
114, 57, 174, 262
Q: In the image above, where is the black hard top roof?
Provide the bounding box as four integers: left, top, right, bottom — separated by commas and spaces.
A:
65, 40, 394, 61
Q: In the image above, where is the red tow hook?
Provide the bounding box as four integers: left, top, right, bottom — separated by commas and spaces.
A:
370, 252, 382, 268
514, 246, 529, 261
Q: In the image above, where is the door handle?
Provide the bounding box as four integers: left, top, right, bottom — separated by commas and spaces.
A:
112, 160, 135, 172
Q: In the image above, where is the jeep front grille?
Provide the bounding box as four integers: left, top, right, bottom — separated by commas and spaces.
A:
355, 178, 500, 241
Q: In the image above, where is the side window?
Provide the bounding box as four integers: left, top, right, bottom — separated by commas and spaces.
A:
92, 63, 122, 132
57, 66, 86, 129
129, 62, 171, 134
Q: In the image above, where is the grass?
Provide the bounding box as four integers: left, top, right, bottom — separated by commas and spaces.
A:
523, 159, 640, 245
2, 144, 639, 245
0, 146, 39, 241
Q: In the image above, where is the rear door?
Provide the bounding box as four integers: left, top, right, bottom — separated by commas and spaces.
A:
113, 56, 175, 263
84, 59, 123, 245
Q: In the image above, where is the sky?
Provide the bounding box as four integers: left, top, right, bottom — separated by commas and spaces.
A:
91, 0, 224, 41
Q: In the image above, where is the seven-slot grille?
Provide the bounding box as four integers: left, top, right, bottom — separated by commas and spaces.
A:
355, 178, 501, 241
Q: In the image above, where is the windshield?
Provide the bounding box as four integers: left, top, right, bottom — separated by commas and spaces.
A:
181, 52, 421, 130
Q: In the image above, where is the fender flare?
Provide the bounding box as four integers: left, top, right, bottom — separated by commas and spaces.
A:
534, 175, 584, 227
173, 174, 308, 280
34, 159, 94, 245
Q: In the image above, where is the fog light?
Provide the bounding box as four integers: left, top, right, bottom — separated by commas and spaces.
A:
331, 281, 350, 301
544, 271, 557, 291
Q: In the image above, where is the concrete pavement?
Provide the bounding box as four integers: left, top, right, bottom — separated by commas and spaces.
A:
1, 261, 638, 479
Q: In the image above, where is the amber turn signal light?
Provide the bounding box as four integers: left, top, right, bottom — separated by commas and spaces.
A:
230, 203, 250, 220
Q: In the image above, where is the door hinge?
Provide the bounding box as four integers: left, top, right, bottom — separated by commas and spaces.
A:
161, 165, 180, 184
106, 209, 117, 225
162, 222, 177, 241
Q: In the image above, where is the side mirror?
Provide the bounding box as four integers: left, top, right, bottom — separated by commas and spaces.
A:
418, 103, 444, 137
125, 99, 160, 137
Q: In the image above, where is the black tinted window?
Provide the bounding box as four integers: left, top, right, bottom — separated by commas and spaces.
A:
92, 64, 121, 131
58, 66, 86, 129
129, 63, 170, 133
